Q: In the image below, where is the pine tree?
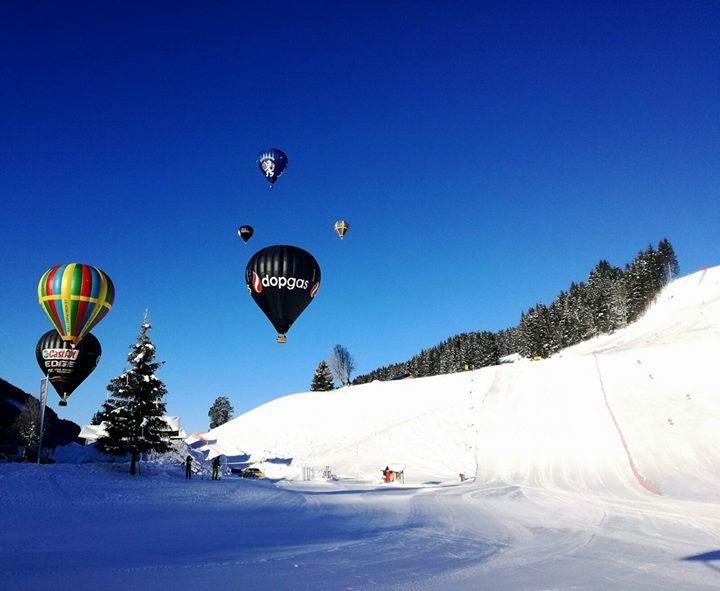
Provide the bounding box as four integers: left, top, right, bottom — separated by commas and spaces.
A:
657, 238, 679, 283
13, 397, 41, 447
311, 361, 335, 391
208, 396, 234, 429
95, 316, 171, 475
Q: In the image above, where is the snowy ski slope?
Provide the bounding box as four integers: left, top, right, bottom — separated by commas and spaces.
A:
202, 266, 720, 501
2, 266, 719, 590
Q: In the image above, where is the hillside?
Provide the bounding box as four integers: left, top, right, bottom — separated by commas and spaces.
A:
198, 265, 720, 500
0, 378, 80, 448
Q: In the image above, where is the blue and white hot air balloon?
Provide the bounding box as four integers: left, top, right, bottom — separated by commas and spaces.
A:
257, 148, 288, 188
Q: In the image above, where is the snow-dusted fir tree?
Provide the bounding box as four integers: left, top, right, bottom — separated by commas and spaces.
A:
12, 397, 41, 448
657, 238, 679, 283
95, 316, 171, 475
310, 361, 335, 391
208, 396, 234, 429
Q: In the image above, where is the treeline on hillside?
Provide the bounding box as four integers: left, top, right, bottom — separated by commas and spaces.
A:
0, 378, 80, 447
353, 239, 679, 384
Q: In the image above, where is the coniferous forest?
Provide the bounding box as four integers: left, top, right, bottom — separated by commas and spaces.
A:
353, 239, 679, 384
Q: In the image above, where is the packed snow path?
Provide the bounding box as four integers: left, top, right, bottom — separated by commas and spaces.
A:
0, 463, 719, 590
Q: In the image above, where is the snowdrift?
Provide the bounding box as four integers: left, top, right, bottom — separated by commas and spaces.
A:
200, 266, 720, 500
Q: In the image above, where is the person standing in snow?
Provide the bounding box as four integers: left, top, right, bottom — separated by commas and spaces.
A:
383, 466, 392, 483
211, 457, 220, 480
185, 455, 193, 479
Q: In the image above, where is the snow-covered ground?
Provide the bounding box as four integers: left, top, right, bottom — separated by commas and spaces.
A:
1, 266, 719, 589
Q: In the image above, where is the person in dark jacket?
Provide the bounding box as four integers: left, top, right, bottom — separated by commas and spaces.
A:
185, 455, 193, 479
211, 457, 221, 480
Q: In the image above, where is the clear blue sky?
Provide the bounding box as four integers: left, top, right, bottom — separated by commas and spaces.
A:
1, 2, 718, 434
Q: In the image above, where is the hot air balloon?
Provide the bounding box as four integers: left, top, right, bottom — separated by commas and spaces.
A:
245, 245, 321, 343
38, 264, 115, 347
257, 148, 288, 188
36, 329, 101, 406
238, 225, 254, 243
334, 220, 350, 240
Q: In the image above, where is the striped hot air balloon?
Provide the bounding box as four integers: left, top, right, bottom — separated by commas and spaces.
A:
38, 264, 115, 347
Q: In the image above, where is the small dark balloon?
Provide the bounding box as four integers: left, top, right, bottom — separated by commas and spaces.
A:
36, 330, 101, 405
245, 245, 321, 342
238, 225, 254, 243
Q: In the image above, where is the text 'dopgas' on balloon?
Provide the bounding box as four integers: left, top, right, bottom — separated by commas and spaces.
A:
37, 263, 115, 347
36, 330, 102, 406
245, 245, 320, 343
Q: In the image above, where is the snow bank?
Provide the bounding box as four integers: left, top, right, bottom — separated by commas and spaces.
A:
205, 266, 720, 498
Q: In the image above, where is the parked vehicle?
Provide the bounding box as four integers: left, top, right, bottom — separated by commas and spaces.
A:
242, 467, 265, 479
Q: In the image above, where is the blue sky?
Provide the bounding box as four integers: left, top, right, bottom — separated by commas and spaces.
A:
1, 2, 718, 433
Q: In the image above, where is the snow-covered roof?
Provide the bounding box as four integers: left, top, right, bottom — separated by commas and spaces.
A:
164, 416, 181, 431
80, 416, 186, 441
79, 423, 108, 441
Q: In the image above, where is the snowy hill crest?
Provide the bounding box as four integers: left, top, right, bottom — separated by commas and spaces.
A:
200, 266, 720, 500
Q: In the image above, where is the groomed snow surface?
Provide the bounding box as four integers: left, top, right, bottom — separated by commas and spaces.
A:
2, 266, 720, 590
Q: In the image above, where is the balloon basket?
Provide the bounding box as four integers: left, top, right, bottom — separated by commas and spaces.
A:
276, 335, 287, 344
59, 400, 67, 407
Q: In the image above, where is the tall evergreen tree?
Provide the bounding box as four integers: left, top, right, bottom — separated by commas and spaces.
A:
12, 397, 41, 448
310, 361, 335, 391
657, 238, 679, 283
95, 317, 171, 475
208, 396, 234, 429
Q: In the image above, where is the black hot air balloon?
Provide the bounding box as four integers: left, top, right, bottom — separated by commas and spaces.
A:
35, 329, 101, 406
246, 245, 321, 343
257, 148, 288, 188
238, 225, 254, 243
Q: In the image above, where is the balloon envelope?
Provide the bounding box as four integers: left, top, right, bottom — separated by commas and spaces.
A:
36, 329, 101, 404
238, 225, 254, 243
334, 220, 350, 239
245, 245, 321, 340
38, 264, 115, 347
257, 148, 288, 187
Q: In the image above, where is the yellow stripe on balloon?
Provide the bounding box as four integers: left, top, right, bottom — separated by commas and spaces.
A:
37, 269, 49, 303
60, 264, 76, 339
39, 294, 111, 306
79, 271, 109, 343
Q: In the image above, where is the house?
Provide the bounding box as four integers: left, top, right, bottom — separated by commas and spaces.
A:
390, 371, 414, 381
79, 416, 187, 445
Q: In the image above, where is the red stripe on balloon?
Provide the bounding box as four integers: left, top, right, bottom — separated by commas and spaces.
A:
45, 266, 64, 332
74, 265, 91, 337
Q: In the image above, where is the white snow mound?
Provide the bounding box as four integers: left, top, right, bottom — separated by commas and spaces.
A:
205, 266, 720, 499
